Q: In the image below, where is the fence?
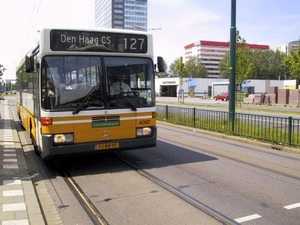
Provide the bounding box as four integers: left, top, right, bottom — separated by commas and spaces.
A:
156, 105, 300, 147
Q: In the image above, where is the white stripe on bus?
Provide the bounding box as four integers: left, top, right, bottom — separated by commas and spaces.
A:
52, 115, 152, 125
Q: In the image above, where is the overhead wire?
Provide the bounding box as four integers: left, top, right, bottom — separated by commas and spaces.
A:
20, 0, 43, 57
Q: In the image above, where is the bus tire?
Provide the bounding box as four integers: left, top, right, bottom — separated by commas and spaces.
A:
30, 126, 39, 155
20, 122, 25, 130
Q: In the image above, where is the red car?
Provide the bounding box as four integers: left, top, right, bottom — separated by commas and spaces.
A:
214, 92, 229, 101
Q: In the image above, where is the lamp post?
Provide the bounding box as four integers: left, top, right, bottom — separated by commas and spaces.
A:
229, 0, 237, 130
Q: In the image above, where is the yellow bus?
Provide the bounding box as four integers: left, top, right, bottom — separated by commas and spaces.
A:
16, 28, 164, 159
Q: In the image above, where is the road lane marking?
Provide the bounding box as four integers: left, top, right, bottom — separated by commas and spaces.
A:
3, 153, 17, 157
2, 219, 29, 225
2, 179, 22, 185
284, 202, 300, 210
234, 214, 262, 223
3, 190, 24, 197
3, 164, 19, 169
2, 203, 26, 212
4, 158, 18, 162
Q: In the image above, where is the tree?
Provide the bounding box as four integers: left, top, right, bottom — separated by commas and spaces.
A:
252, 50, 287, 80
220, 49, 287, 80
284, 40, 300, 83
235, 46, 255, 85
185, 56, 208, 78
218, 31, 255, 107
234, 31, 255, 86
218, 31, 254, 84
219, 52, 230, 78
176, 57, 187, 103
0, 64, 6, 77
168, 58, 180, 77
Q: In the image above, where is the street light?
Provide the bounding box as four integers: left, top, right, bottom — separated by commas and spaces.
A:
131, 24, 162, 31
148, 28, 162, 31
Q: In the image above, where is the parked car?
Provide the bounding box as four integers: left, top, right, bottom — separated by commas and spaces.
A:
214, 92, 229, 101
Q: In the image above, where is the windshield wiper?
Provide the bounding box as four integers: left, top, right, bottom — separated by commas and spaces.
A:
124, 96, 137, 111
72, 82, 101, 115
110, 84, 137, 111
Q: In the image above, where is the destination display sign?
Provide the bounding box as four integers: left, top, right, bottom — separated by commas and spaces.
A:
50, 30, 148, 53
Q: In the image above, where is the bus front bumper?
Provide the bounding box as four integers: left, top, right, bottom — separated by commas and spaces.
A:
40, 129, 157, 159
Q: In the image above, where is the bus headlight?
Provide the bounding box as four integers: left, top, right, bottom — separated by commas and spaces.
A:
53, 133, 74, 143
137, 127, 152, 136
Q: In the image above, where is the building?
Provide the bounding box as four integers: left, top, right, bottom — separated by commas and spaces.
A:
95, 0, 147, 31
184, 40, 269, 78
155, 77, 285, 98
276, 40, 299, 56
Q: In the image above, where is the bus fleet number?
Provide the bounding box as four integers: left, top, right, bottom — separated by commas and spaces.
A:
139, 120, 150, 125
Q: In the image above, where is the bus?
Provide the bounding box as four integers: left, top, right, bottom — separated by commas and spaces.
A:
16, 28, 164, 159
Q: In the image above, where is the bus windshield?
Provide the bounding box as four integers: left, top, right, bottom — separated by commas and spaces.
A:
41, 56, 155, 111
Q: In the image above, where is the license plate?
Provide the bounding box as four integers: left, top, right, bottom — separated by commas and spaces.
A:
96, 142, 119, 150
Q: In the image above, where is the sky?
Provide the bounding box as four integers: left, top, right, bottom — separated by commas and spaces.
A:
0, 0, 299, 81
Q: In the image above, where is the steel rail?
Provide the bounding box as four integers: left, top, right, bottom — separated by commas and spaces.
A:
116, 154, 239, 225
59, 169, 109, 225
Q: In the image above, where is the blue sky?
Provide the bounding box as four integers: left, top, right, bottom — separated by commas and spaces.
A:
0, 0, 299, 80
149, 0, 300, 65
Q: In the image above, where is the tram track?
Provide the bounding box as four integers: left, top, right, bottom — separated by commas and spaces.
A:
11, 97, 299, 225
50, 125, 300, 225
59, 169, 109, 225
56, 153, 237, 225
115, 153, 238, 225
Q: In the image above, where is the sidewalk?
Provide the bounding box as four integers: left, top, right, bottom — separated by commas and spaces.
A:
0, 100, 45, 225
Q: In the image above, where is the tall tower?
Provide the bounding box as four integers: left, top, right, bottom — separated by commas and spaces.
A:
95, 0, 147, 31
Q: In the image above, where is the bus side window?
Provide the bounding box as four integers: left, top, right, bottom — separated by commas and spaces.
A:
43, 79, 59, 109
47, 79, 55, 96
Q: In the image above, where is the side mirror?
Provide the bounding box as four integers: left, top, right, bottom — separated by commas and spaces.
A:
157, 56, 165, 73
25, 55, 34, 73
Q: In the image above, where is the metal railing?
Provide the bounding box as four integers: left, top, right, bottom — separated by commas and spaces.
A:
156, 105, 300, 147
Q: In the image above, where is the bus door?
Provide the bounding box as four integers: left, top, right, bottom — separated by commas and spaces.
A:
34, 67, 42, 149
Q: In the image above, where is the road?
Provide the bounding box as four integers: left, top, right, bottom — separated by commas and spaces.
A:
7, 95, 300, 224
122, 123, 300, 224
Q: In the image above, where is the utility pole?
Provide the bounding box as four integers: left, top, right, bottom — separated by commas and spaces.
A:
229, 0, 237, 130
176, 57, 185, 103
